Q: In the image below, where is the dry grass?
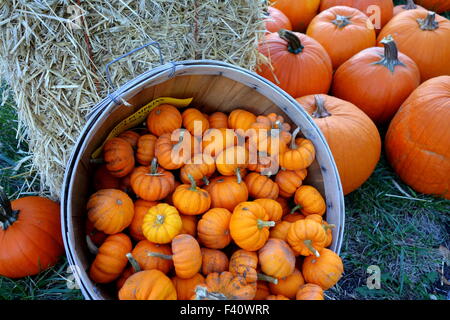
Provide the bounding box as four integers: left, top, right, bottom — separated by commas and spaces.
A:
0, 0, 266, 198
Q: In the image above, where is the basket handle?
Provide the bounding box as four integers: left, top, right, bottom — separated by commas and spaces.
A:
105, 41, 164, 92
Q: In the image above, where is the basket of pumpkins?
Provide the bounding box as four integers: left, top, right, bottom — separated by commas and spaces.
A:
61, 59, 345, 300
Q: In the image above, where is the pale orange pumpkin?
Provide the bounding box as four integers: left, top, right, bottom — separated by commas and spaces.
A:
296, 94, 381, 195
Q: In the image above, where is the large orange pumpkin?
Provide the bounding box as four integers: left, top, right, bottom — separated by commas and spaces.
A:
296, 94, 381, 195
414, 0, 450, 12
264, 6, 292, 33
394, 0, 426, 16
270, 0, 320, 32
385, 76, 450, 200
306, 6, 376, 70
257, 30, 332, 98
377, 10, 450, 81
332, 36, 421, 124
319, 0, 394, 31
0, 192, 64, 278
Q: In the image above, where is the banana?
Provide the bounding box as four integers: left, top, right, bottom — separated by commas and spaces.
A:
91, 97, 193, 159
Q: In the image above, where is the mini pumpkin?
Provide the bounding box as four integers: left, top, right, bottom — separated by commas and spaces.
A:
269, 268, 305, 299
266, 295, 290, 300
228, 109, 257, 132
292, 185, 326, 216
258, 238, 295, 278
279, 127, 316, 171
179, 153, 216, 186
244, 172, 279, 200
201, 248, 229, 275
205, 174, 248, 212
172, 174, 211, 215
202, 128, 237, 157
172, 273, 206, 300
87, 189, 134, 235
208, 111, 229, 129
102, 137, 135, 178
131, 240, 173, 274
254, 198, 283, 222
129, 199, 158, 241
215, 146, 249, 177
275, 169, 308, 198
155, 129, 193, 170
302, 248, 344, 290
286, 219, 327, 257
136, 134, 157, 165
229, 201, 275, 251
182, 108, 210, 136
197, 208, 232, 249
146, 104, 182, 137
269, 220, 292, 241
296, 283, 324, 300
142, 203, 182, 244
118, 130, 140, 149
119, 269, 177, 300
194, 271, 256, 300
89, 233, 132, 283
179, 214, 198, 237
130, 158, 175, 201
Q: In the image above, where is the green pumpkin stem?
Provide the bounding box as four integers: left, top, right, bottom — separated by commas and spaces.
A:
126, 253, 141, 273
235, 167, 243, 184
257, 273, 279, 285
290, 127, 301, 149
0, 188, 19, 229
89, 158, 105, 164
402, 0, 417, 10
257, 219, 276, 229
194, 285, 228, 300
147, 252, 173, 260
290, 204, 302, 214
156, 214, 166, 225
374, 35, 405, 73
418, 11, 438, 31
331, 15, 352, 28
304, 239, 320, 257
323, 224, 336, 232
148, 157, 162, 176
312, 95, 332, 118
202, 176, 210, 186
188, 174, 198, 191
278, 29, 304, 54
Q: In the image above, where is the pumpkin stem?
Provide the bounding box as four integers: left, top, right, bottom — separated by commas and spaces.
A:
418, 11, 438, 31
374, 35, 405, 73
303, 239, 320, 257
323, 224, 336, 232
89, 158, 105, 164
156, 214, 166, 225
202, 176, 210, 186
312, 95, 331, 118
290, 127, 301, 149
173, 129, 187, 150
188, 174, 198, 191
0, 188, 19, 229
257, 219, 276, 229
147, 157, 163, 176
126, 253, 141, 273
147, 252, 173, 260
402, 0, 417, 10
331, 15, 352, 28
257, 273, 279, 285
86, 235, 99, 255
278, 29, 304, 54
194, 285, 228, 300
235, 167, 243, 184
290, 204, 302, 214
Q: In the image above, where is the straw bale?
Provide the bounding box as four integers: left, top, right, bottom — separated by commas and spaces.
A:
0, 0, 266, 198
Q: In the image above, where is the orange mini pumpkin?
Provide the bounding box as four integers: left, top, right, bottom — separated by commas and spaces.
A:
269, 268, 305, 299
172, 273, 205, 300
197, 208, 232, 249
119, 269, 177, 300
129, 199, 158, 241
180, 153, 216, 186
202, 128, 237, 157
244, 172, 279, 200
179, 215, 198, 237
229, 201, 275, 251
275, 169, 307, 198
258, 238, 296, 278
201, 248, 229, 275
205, 174, 248, 212
296, 283, 324, 300
102, 137, 135, 178
89, 233, 132, 283
136, 134, 157, 166
171, 234, 202, 279
279, 127, 316, 171
208, 111, 229, 129
93, 165, 120, 190
130, 158, 175, 201
292, 185, 326, 216
146, 104, 182, 137
118, 130, 140, 149
182, 108, 209, 136
269, 220, 292, 241
228, 109, 257, 132
266, 294, 290, 300
194, 271, 256, 300
302, 248, 344, 290
87, 189, 134, 235
172, 174, 211, 215
130, 240, 173, 274
254, 198, 283, 222
215, 146, 249, 177
155, 129, 193, 170
287, 219, 327, 257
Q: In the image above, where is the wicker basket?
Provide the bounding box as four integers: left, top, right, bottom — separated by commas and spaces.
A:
61, 60, 345, 300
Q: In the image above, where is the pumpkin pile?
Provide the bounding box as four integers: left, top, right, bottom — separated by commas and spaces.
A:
85, 104, 344, 300
259, 2, 450, 199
